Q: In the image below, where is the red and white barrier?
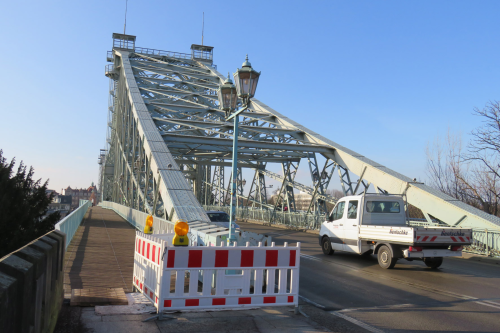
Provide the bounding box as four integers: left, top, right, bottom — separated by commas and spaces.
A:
133, 231, 300, 312
415, 229, 472, 244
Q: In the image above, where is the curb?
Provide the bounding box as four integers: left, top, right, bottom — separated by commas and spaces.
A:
459, 252, 500, 265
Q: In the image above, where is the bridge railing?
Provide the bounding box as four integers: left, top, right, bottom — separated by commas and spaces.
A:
132, 47, 217, 69
463, 229, 500, 257
134, 47, 191, 60
55, 200, 92, 249
105, 64, 114, 74
203, 205, 324, 230
99, 201, 175, 233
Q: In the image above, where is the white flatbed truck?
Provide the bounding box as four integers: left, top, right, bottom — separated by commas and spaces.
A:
319, 194, 472, 269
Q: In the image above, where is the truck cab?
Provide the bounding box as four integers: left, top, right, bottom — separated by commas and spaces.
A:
319, 194, 471, 269
321, 194, 405, 253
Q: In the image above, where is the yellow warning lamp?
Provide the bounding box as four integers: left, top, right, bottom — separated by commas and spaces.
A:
173, 220, 189, 246
143, 215, 153, 234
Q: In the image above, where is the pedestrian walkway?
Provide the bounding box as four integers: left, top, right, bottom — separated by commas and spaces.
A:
63, 206, 137, 304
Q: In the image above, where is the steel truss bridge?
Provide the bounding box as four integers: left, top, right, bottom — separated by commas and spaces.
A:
99, 33, 500, 231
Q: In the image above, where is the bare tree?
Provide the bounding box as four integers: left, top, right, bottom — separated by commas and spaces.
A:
426, 101, 500, 216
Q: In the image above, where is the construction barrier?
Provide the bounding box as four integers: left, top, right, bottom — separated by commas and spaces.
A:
133, 231, 300, 312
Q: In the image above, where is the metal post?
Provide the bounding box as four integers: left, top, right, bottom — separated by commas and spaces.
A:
486, 229, 489, 256
229, 114, 239, 244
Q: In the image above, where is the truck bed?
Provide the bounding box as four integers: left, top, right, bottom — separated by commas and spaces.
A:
359, 225, 472, 246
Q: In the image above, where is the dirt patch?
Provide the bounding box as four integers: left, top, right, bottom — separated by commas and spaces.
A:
53, 301, 89, 333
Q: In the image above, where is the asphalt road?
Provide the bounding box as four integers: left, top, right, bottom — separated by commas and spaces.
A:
238, 221, 500, 333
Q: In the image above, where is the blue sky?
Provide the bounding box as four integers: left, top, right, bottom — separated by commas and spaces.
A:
0, 0, 498, 193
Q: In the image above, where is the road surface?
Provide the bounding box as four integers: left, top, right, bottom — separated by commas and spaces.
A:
238, 221, 500, 333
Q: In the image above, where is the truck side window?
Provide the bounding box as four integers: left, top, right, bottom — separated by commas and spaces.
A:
347, 200, 358, 219
331, 201, 345, 221
366, 201, 400, 213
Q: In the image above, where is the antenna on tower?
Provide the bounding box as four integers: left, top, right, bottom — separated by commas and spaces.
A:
123, 0, 128, 34
201, 12, 204, 45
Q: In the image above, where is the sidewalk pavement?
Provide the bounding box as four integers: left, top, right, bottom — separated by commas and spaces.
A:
80, 305, 331, 333
55, 293, 369, 333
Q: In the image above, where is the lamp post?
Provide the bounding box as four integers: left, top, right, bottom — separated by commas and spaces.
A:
218, 55, 261, 244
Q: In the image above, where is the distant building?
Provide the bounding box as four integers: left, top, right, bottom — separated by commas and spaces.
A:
294, 192, 313, 211
270, 192, 313, 212
47, 191, 71, 212
63, 183, 98, 208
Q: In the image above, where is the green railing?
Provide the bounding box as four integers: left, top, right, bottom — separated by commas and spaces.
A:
99, 201, 175, 233
204, 205, 324, 230
463, 229, 500, 257
55, 200, 92, 249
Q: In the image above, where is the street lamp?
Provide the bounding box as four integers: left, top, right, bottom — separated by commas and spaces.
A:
218, 55, 261, 244
233, 55, 261, 103
218, 73, 238, 118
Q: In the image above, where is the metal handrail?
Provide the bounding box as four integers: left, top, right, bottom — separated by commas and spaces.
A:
55, 200, 92, 249
99, 201, 174, 232
113, 39, 134, 50
463, 229, 500, 257
203, 205, 325, 230
134, 47, 191, 60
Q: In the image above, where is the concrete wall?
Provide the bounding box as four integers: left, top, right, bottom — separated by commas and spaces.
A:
0, 230, 65, 333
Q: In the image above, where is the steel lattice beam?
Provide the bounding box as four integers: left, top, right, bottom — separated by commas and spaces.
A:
100, 34, 500, 230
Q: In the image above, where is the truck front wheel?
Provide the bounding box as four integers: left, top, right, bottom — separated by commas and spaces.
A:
424, 257, 443, 269
322, 237, 334, 255
377, 245, 397, 269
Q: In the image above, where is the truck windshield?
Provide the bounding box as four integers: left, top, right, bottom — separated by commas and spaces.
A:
329, 202, 345, 221
366, 201, 400, 213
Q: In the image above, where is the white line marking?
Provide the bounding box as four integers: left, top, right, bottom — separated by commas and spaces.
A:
265, 232, 288, 236
300, 254, 322, 262
475, 301, 500, 310
330, 311, 385, 333
339, 303, 415, 313
298, 295, 325, 308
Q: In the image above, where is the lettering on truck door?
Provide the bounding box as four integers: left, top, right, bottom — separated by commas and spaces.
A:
343, 200, 360, 253
327, 201, 345, 250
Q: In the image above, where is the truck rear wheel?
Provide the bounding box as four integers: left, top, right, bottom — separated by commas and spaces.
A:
322, 237, 334, 255
424, 257, 443, 269
377, 245, 397, 269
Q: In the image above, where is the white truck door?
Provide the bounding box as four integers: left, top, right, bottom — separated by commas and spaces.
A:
343, 199, 360, 253
326, 201, 346, 251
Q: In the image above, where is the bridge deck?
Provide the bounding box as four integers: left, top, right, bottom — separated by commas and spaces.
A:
63, 206, 136, 301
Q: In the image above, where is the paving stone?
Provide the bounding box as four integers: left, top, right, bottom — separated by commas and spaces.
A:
84, 320, 160, 333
